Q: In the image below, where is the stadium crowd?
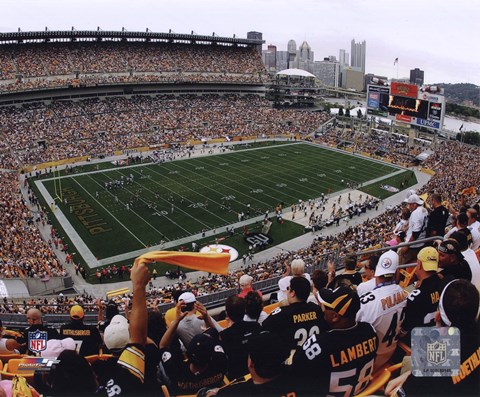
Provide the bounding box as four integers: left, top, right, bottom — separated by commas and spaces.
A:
0, 172, 66, 279
0, 42, 268, 93
0, 95, 330, 167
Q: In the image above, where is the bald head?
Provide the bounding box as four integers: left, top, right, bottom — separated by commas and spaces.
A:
26, 308, 42, 325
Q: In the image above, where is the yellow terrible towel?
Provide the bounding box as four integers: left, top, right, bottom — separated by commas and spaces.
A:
137, 251, 230, 275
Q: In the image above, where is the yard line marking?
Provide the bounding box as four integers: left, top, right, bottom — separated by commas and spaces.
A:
71, 176, 148, 247
127, 167, 227, 227
106, 170, 206, 234
85, 173, 176, 239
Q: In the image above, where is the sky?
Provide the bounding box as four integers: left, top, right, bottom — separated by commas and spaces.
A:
1, 0, 479, 86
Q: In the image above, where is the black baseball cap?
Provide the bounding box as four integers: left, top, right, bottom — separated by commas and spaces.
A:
438, 239, 462, 255
187, 333, 215, 365
318, 286, 360, 319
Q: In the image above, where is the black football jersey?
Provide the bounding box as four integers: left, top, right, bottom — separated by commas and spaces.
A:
292, 321, 379, 397
401, 273, 447, 344
262, 301, 328, 351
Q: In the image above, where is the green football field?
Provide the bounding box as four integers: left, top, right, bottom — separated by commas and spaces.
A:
35, 142, 408, 266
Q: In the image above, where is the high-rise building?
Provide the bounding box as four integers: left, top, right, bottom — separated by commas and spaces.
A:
339, 49, 349, 66
342, 67, 364, 91
314, 58, 340, 88
287, 39, 297, 69
410, 68, 424, 86
262, 44, 277, 72
350, 39, 366, 73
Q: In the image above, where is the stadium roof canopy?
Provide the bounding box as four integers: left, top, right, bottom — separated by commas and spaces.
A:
276, 68, 316, 78
0, 30, 264, 46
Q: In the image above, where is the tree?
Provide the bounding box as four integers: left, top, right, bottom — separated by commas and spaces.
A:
338, 107, 344, 116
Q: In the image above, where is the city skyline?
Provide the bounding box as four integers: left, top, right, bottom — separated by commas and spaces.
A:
1, 0, 478, 86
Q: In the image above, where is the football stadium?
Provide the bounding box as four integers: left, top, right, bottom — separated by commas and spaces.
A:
0, 29, 479, 397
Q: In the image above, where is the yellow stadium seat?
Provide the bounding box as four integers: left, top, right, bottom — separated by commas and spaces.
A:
0, 353, 24, 364
263, 302, 280, 315
1, 359, 35, 385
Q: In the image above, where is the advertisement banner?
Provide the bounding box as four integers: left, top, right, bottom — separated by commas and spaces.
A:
396, 114, 412, 122
416, 118, 440, 129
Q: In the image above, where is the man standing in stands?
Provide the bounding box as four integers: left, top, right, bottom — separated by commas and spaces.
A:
399, 247, 446, 345
21, 308, 60, 355
219, 295, 261, 380
262, 277, 328, 357
60, 305, 102, 357
438, 239, 472, 281
426, 193, 449, 237
356, 250, 408, 370
399, 194, 428, 265
292, 286, 378, 396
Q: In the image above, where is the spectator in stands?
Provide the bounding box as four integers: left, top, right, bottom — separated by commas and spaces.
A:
163, 290, 183, 327
262, 276, 328, 354
277, 258, 311, 303
450, 231, 480, 292
399, 194, 428, 265
208, 331, 294, 397
292, 286, 378, 396
34, 349, 98, 396
399, 247, 446, 345
356, 250, 408, 370
0, 319, 21, 353
97, 299, 119, 334
386, 279, 480, 397
327, 254, 362, 288
308, 269, 328, 304
21, 308, 60, 355
437, 239, 473, 281
243, 291, 267, 324
426, 193, 449, 237
238, 274, 262, 299
159, 320, 227, 395
59, 305, 102, 357
356, 255, 380, 296
467, 208, 480, 250
219, 295, 261, 380
174, 292, 216, 347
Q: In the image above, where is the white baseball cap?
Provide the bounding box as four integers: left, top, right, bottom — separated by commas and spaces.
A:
404, 194, 423, 205
375, 250, 399, 277
104, 315, 129, 351
178, 292, 196, 304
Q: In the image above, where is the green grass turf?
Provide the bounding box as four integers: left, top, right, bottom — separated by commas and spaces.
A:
359, 170, 417, 199
36, 142, 401, 267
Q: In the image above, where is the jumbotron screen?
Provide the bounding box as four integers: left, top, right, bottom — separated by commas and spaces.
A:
386, 82, 445, 130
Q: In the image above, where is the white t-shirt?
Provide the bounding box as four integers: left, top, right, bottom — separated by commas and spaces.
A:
462, 249, 480, 293
356, 283, 408, 368
467, 224, 480, 250
406, 206, 428, 248
444, 226, 458, 239
277, 276, 292, 302
357, 278, 376, 297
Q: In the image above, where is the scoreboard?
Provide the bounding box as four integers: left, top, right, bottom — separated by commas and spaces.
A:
367, 82, 445, 130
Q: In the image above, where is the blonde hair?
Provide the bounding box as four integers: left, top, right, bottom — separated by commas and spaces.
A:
291, 259, 305, 276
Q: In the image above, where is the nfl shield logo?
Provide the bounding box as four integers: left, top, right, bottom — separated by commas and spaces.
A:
427, 341, 446, 365
28, 330, 47, 352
